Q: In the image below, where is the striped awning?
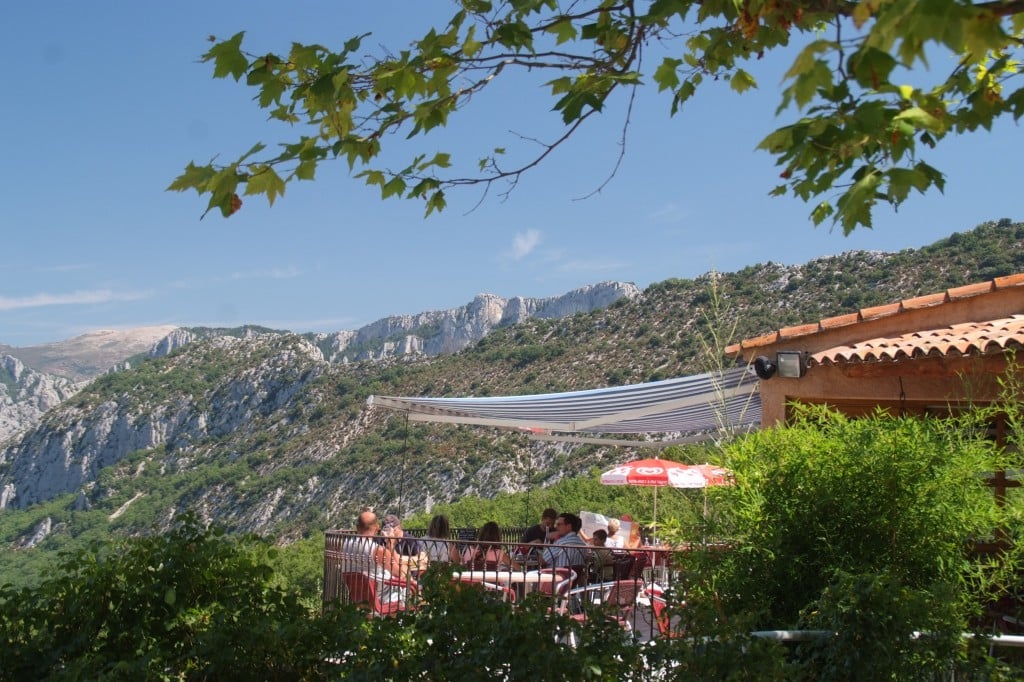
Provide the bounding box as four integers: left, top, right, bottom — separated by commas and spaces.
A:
368, 366, 760, 446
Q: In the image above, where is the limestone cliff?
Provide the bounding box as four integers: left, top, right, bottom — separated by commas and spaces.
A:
0, 335, 327, 510
313, 281, 640, 362
0, 354, 82, 446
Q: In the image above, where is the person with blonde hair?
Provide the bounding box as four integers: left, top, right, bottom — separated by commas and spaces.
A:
605, 517, 624, 549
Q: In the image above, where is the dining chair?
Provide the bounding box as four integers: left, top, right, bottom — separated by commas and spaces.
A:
340, 571, 418, 617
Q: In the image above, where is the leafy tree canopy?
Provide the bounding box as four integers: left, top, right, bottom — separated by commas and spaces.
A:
172, 0, 1024, 232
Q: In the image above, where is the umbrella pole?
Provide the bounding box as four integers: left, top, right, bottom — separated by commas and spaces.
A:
653, 487, 658, 543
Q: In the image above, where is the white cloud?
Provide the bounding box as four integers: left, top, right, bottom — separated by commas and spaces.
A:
0, 289, 149, 312
510, 229, 542, 260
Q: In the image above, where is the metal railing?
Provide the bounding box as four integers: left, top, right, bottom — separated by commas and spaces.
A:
324, 529, 675, 640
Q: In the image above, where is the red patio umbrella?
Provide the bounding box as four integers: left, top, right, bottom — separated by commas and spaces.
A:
599, 458, 733, 534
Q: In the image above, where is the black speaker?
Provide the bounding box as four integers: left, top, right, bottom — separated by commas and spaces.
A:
753, 356, 777, 380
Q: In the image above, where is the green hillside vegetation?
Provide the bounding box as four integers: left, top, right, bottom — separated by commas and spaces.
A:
1, 221, 1024, 594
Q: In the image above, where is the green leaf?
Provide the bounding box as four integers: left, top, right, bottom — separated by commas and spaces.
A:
811, 201, 833, 226
653, 58, 682, 93
886, 167, 920, 204
670, 80, 696, 115
293, 159, 317, 181
848, 47, 898, 89
203, 32, 249, 81
757, 127, 794, 154
429, 152, 451, 169
781, 60, 834, 112
381, 175, 407, 199
164, 587, 176, 606
424, 190, 447, 216
237, 143, 267, 164
729, 68, 757, 94
245, 166, 287, 205
343, 33, 368, 54
546, 18, 577, 45
256, 76, 287, 108
547, 76, 573, 95
289, 43, 323, 70
893, 107, 946, 134
167, 163, 217, 193
493, 20, 533, 49
462, 24, 483, 57
913, 161, 945, 193
837, 167, 881, 234
360, 169, 386, 187
783, 40, 833, 81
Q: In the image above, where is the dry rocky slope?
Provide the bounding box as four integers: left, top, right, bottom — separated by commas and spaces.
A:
0, 220, 1022, 554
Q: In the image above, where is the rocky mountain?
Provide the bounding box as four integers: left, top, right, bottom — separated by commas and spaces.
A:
1, 220, 1022, 583
0, 356, 82, 450
310, 281, 639, 362
0, 326, 181, 382
0, 282, 638, 446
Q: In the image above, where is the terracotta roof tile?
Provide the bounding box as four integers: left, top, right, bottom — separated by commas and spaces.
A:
994, 273, 1024, 289
810, 315, 1024, 366
733, 331, 779, 351
859, 302, 902, 320
948, 281, 995, 300
778, 323, 821, 339
901, 292, 947, 310
730, 271, 1024, 355
819, 312, 861, 330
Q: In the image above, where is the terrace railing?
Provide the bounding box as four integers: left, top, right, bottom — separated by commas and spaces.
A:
324, 529, 677, 640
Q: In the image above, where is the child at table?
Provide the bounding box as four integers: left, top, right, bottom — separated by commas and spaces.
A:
462, 521, 519, 571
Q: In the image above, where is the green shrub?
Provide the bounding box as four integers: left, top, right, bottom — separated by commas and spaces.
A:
0, 515, 348, 680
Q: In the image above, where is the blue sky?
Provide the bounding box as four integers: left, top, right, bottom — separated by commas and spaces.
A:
2, 2, 1020, 347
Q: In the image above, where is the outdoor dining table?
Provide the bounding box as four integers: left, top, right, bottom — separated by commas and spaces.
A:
452, 569, 558, 595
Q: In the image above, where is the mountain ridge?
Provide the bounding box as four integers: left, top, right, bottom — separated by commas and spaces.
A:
0, 282, 638, 445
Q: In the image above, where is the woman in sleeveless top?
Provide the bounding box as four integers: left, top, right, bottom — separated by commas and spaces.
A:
423, 514, 460, 564
462, 521, 518, 571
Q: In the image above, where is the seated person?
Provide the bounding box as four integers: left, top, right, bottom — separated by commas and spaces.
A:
423, 514, 460, 563
588, 529, 616, 583
462, 521, 518, 571
340, 510, 411, 603
605, 518, 625, 549
540, 513, 588, 569
381, 514, 420, 556
621, 514, 643, 550
520, 507, 558, 544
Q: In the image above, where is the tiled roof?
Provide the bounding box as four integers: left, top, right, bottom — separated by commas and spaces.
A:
809, 314, 1024, 366
726, 273, 1024, 356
